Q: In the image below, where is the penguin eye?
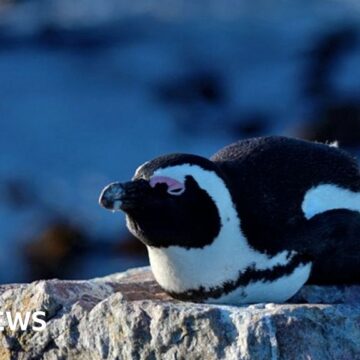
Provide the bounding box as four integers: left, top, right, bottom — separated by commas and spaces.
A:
149, 176, 185, 196
167, 187, 185, 196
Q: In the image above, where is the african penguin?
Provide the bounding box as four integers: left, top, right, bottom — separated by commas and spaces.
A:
99, 136, 360, 305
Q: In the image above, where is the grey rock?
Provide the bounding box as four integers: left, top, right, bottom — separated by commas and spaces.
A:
0, 267, 359, 359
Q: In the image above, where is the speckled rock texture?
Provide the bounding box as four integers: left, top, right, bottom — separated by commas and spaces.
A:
0, 267, 360, 359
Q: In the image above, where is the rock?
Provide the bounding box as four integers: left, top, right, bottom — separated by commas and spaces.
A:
0, 267, 360, 359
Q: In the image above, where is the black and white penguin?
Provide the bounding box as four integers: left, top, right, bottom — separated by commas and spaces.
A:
99, 136, 360, 305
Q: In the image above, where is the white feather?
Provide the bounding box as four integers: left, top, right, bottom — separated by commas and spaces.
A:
207, 263, 311, 305
302, 184, 360, 219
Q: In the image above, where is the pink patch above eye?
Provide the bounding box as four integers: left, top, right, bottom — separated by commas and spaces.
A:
149, 176, 185, 194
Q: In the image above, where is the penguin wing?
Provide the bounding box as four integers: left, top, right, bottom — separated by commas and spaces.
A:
290, 208, 360, 284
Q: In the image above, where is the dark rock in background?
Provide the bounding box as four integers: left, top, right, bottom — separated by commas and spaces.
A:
23, 222, 148, 281
230, 113, 270, 138
302, 102, 360, 148
157, 70, 227, 134
158, 71, 225, 106
24, 222, 87, 281
0, 178, 37, 209
304, 26, 359, 100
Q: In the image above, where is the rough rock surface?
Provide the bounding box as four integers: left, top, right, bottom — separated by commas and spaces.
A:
0, 267, 360, 360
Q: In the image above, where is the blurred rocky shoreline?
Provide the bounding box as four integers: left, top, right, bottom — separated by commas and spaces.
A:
0, 0, 359, 283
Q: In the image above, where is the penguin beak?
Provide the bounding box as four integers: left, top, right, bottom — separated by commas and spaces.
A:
99, 179, 150, 212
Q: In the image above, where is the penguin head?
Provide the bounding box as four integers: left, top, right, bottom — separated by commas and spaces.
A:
99, 154, 225, 249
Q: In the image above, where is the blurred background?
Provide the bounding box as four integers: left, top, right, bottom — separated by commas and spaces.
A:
0, 0, 359, 283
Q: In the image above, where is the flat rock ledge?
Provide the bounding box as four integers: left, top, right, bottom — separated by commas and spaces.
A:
0, 267, 360, 360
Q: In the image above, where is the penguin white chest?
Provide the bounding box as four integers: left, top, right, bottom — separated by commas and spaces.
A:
147, 243, 312, 305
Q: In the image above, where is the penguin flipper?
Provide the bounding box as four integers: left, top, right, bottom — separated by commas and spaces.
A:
290, 209, 360, 284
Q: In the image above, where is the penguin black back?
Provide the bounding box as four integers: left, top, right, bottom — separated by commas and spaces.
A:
211, 136, 360, 256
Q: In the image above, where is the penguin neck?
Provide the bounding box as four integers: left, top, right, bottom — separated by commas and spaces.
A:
147, 181, 292, 294
147, 223, 244, 293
